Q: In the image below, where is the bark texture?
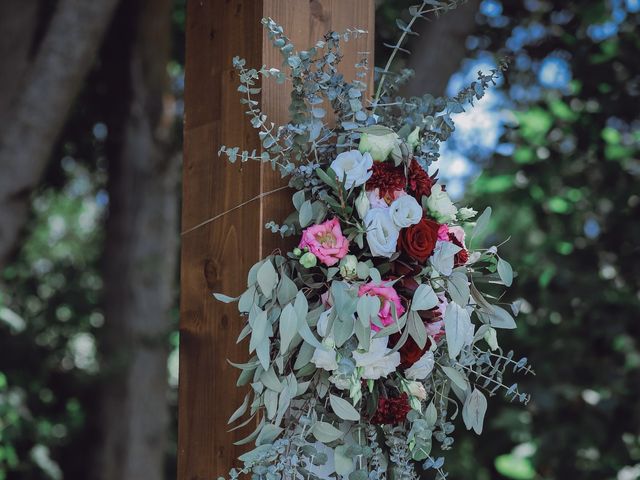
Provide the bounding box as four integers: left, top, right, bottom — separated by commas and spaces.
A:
0, 0, 121, 268
404, 0, 480, 98
99, 0, 179, 478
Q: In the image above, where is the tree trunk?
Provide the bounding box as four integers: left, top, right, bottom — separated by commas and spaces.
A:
0, 0, 120, 268
403, 0, 480, 98
99, 0, 179, 479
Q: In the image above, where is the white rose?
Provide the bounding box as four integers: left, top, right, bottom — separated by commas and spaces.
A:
364, 208, 400, 258
330, 150, 373, 189
405, 351, 435, 380
353, 337, 401, 380
458, 207, 478, 221
389, 194, 423, 228
311, 340, 339, 372
359, 132, 399, 162
426, 184, 458, 223
355, 189, 370, 219
406, 381, 427, 401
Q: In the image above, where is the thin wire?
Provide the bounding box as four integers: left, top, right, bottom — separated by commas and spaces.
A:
180, 185, 290, 236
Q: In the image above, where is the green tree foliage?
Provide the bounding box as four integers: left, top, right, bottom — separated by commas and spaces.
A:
445, 1, 640, 479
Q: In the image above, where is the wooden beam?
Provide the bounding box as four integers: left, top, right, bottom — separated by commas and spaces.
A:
178, 1, 374, 478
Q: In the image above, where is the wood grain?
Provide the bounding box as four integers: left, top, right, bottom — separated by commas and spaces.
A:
178, 1, 374, 478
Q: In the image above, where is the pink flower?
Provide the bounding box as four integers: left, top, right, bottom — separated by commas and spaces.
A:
299, 218, 349, 267
437, 224, 450, 241
448, 225, 466, 246
358, 282, 405, 331
427, 293, 447, 341
367, 188, 406, 208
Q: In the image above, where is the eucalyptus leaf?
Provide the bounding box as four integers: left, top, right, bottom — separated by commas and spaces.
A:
444, 302, 471, 359
407, 311, 427, 349
462, 388, 488, 434
441, 366, 469, 391
330, 394, 360, 421
411, 283, 438, 311
256, 260, 278, 299
279, 304, 298, 355
299, 200, 313, 227
312, 421, 343, 443
497, 257, 514, 286
228, 393, 250, 424
213, 293, 238, 303
472, 207, 492, 240
448, 269, 470, 307
277, 274, 298, 306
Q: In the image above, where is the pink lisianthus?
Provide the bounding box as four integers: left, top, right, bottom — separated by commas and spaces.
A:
437, 224, 450, 241
298, 218, 349, 266
358, 282, 405, 332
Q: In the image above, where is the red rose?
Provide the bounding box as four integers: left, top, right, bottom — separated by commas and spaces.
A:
370, 393, 411, 425
408, 158, 435, 199
399, 218, 440, 262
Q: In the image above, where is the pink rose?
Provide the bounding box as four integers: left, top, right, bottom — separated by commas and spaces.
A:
437, 224, 449, 241
358, 282, 405, 332
298, 218, 349, 267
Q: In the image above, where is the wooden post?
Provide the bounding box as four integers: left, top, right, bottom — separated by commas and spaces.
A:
178, 1, 374, 478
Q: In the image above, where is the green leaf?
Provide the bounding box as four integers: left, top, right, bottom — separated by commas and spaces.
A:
260, 367, 283, 392
292, 190, 306, 211
312, 421, 343, 443
213, 293, 238, 303
277, 274, 298, 306
444, 302, 471, 359
255, 338, 271, 371
257, 260, 278, 299
234, 417, 265, 446
481, 305, 517, 329
299, 200, 313, 227
430, 241, 461, 276
441, 366, 469, 391
472, 207, 492, 240
334, 445, 356, 476
448, 269, 470, 306
249, 308, 268, 353
238, 285, 257, 313
407, 311, 427, 350
256, 424, 283, 445
411, 283, 438, 311
425, 401, 437, 427
227, 394, 250, 424
279, 304, 298, 355
497, 258, 514, 287
462, 388, 488, 434
316, 167, 338, 190
330, 394, 360, 421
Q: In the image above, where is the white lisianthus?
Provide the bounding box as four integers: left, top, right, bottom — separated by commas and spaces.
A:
330, 150, 373, 189
458, 207, 478, 221
389, 194, 423, 228
364, 208, 400, 258
353, 337, 401, 380
311, 340, 339, 372
355, 189, 370, 219
406, 380, 427, 401
405, 351, 435, 380
359, 132, 399, 162
426, 184, 458, 223
407, 126, 420, 150
339, 254, 358, 279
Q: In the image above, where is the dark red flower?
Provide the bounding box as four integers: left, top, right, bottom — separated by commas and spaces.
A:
408, 159, 435, 199
391, 307, 444, 369
399, 218, 440, 262
448, 232, 469, 267
366, 162, 406, 200
370, 393, 411, 425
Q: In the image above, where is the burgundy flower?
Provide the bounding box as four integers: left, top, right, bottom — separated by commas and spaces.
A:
391, 307, 444, 369
448, 232, 469, 267
399, 218, 440, 262
366, 162, 406, 200
371, 393, 411, 425
408, 159, 435, 199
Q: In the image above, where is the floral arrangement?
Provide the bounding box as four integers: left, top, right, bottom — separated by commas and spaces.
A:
214, 4, 532, 479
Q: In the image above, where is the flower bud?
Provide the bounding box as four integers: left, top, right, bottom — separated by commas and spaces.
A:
407, 126, 420, 150
458, 207, 478, 221
359, 132, 399, 162
484, 327, 499, 351
406, 380, 427, 401
339, 254, 358, 279
293, 247, 302, 257
299, 252, 317, 268
355, 189, 370, 219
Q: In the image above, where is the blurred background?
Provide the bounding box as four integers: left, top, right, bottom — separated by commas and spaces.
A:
0, 0, 638, 479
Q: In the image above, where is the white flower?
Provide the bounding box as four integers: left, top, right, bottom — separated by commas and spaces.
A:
426, 184, 458, 223
339, 255, 358, 279
389, 194, 422, 228
367, 189, 389, 209
359, 132, 399, 162
405, 351, 435, 380
406, 381, 427, 401
330, 150, 373, 189
353, 337, 401, 380
458, 207, 478, 221
364, 208, 400, 258
311, 341, 339, 372
355, 189, 370, 219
